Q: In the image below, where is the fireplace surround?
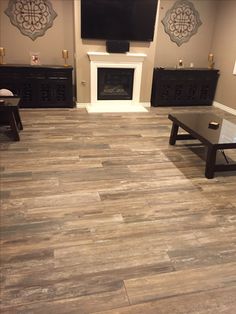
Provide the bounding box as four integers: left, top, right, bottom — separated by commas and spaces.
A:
86, 52, 147, 112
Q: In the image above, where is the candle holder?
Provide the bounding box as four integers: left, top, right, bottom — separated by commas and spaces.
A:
177, 59, 184, 69
0, 47, 6, 65
62, 49, 69, 67
208, 53, 214, 69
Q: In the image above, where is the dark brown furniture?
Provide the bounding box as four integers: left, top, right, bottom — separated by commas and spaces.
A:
151, 68, 219, 107
0, 64, 73, 108
168, 112, 236, 179
0, 97, 23, 141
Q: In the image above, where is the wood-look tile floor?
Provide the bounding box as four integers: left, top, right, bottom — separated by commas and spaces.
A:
1, 106, 236, 313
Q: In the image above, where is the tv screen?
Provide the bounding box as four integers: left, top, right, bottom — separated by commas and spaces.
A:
81, 0, 158, 42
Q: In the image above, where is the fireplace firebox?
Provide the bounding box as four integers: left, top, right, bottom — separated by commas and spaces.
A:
98, 68, 134, 100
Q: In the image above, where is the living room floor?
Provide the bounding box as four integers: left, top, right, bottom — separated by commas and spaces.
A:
1, 105, 236, 313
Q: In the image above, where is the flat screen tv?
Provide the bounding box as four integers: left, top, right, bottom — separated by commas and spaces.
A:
81, 0, 158, 42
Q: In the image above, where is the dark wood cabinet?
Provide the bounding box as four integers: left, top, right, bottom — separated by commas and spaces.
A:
0, 64, 74, 108
151, 68, 219, 107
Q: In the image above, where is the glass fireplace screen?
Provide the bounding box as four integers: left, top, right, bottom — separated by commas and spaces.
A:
98, 67, 134, 100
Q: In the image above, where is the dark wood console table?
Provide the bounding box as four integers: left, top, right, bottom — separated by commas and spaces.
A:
0, 64, 74, 108
151, 68, 219, 107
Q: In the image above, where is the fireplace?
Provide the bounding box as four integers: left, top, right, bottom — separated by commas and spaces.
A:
87, 52, 147, 112
98, 68, 134, 100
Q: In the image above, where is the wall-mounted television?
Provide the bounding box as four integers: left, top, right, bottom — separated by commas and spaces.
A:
81, 0, 158, 42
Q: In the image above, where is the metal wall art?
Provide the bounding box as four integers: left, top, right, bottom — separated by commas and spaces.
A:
5, 0, 57, 41
162, 0, 202, 46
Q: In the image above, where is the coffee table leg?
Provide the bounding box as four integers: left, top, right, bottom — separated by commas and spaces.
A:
14, 108, 23, 130
9, 112, 20, 141
205, 146, 217, 179
169, 122, 179, 145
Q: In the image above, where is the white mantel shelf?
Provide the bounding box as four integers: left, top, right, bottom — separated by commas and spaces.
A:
87, 51, 147, 62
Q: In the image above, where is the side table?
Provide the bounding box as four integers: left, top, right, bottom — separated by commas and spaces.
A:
0, 97, 23, 141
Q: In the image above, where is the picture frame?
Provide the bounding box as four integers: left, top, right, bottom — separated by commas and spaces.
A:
30, 52, 41, 65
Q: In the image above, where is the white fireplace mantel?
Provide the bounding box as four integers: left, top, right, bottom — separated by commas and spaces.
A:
87, 52, 147, 112
87, 51, 147, 63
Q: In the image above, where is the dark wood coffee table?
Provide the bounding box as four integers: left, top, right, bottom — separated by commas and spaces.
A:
168, 112, 236, 178
0, 97, 23, 141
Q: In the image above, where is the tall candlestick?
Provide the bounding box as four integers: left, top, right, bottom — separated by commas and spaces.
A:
208, 53, 214, 69
0, 47, 5, 56
62, 49, 69, 66
0, 47, 5, 64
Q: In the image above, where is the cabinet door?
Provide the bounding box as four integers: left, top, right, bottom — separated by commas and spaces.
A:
45, 69, 73, 107
35, 79, 72, 107
19, 80, 35, 106
19, 69, 45, 107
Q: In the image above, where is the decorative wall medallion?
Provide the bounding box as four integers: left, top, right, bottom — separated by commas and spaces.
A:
5, 0, 57, 41
162, 0, 202, 46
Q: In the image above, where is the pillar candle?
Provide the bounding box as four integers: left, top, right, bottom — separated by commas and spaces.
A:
0, 47, 5, 57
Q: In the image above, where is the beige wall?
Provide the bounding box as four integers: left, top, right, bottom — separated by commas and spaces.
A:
211, 0, 236, 110
0, 0, 74, 67
154, 0, 217, 68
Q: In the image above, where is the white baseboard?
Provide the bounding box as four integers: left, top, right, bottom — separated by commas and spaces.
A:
76, 102, 87, 108
76, 102, 151, 109
86, 103, 148, 113
213, 101, 236, 116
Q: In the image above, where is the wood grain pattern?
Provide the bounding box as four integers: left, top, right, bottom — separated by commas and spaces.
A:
92, 287, 236, 314
1, 106, 236, 313
124, 262, 236, 304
